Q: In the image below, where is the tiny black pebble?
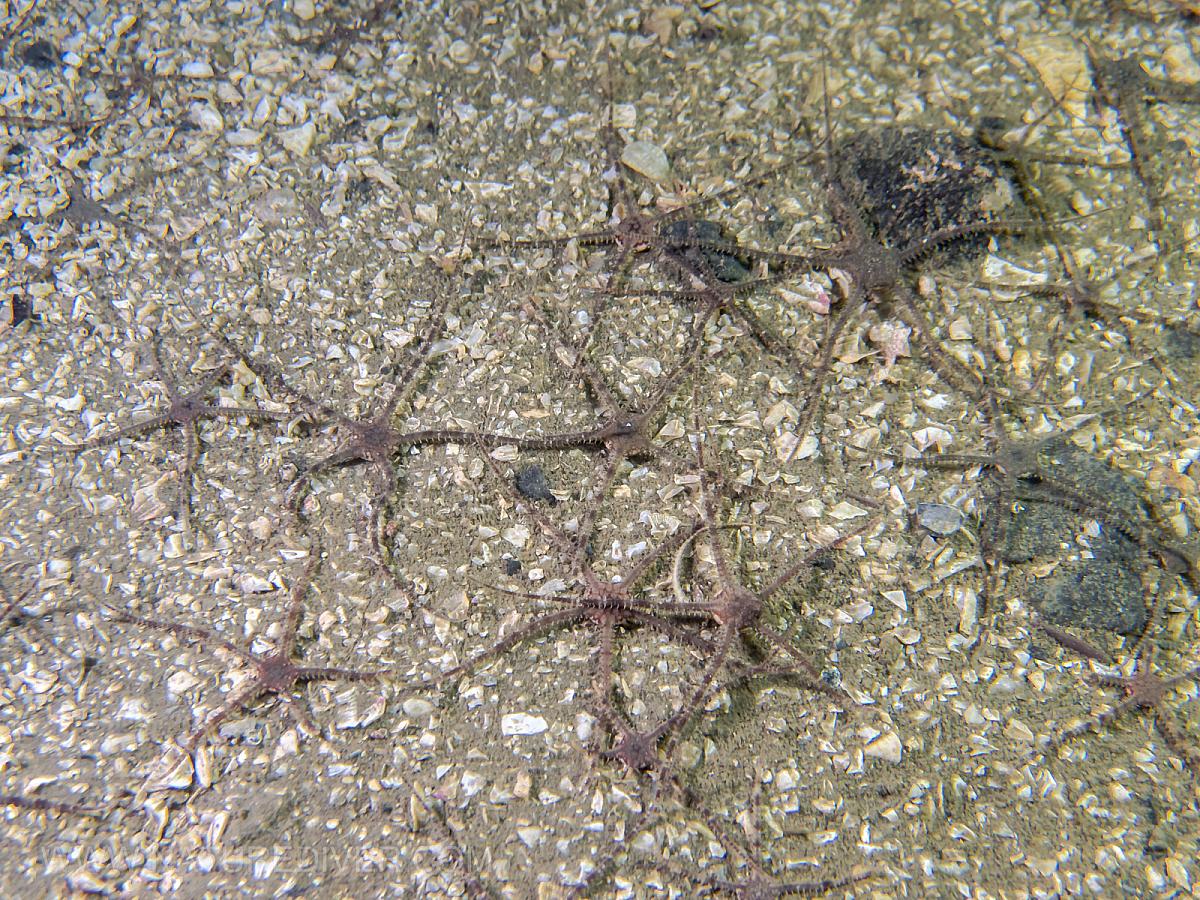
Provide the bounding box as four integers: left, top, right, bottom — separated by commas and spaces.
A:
515, 464, 557, 505
21, 39, 58, 70
8, 295, 33, 328
346, 177, 373, 203
811, 553, 836, 571
503, 558, 522, 576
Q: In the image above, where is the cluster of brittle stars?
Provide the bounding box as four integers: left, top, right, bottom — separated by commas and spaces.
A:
5, 3, 1200, 895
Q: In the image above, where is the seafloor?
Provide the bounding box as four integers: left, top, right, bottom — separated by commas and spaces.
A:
2, 1, 1200, 897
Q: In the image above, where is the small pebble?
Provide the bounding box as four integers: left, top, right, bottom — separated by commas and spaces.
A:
5, 295, 33, 328
181, 60, 215, 79
21, 39, 58, 70
515, 465, 556, 505
916, 502, 964, 536
501, 713, 548, 736
864, 731, 903, 764
403, 698, 434, 718
279, 121, 317, 156
448, 39, 474, 65
620, 140, 671, 182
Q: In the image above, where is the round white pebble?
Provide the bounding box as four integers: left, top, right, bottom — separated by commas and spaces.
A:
501, 713, 548, 736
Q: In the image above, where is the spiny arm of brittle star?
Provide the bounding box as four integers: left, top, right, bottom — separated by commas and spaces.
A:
591, 616, 617, 710
54, 412, 181, 451
278, 694, 322, 736
195, 404, 290, 424
897, 216, 1038, 268
147, 348, 220, 397
896, 297, 991, 400
623, 520, 706, 591
522, 295, 628, 418
276, 554, 320, 655
694, 430, 737, 584
293, 664, 384, 683
782, 295, 862, 461
599, 272, 797, 304
647, 310, 707, 415
713, 870, 876, 898
918, 451, 996, 470
177, 422, 200, 528
759, 518, 877, 602
440, 607, 589, 680
1162, 662, 1200, 690
292, 445, 377, 489
113, 609, 254, 663
476, 229, 618, 251
1046, 687, 1152, 751
748, 623, 838, 690
379, 311, 452, 420
185, 678, 275, 747
1035, 619, 1112, 663
669, 605, 783, 734
421, 426, 610, 452
572, 452, 626, 558
0, 794, 100, 816
1154, 713, 1200, 771
1030, 280, 1200, 336
466, 579, 589, 606
487, 426, 610, 452
716, 295, 815, 375
622, 608, 718, 654
49, 381, 287, 450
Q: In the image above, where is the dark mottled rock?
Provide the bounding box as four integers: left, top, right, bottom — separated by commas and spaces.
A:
503, 558, 522, 576
515, 464, 556, 505
982, 438, 1152, 637
1026, 436, 1155, 535
659, 219, 752, 283
21, 40, 58, 70
833, 127, 1016, 253
1028, 558, 1147, 636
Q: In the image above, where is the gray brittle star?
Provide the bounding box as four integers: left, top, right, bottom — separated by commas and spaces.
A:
48, 340, 285, 531
499, 297, 703, 497
244, 280, 546, 577
476, 52, 817, 360
1042, 640, 1200, 774
111, 553, 386, 749
672, 423, 876, 720
447, 440, 711, 676
646, 778, 882, 899
923, 395, 1196, 590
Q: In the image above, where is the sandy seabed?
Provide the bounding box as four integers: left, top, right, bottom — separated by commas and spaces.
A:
2, 1, 1200, 897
